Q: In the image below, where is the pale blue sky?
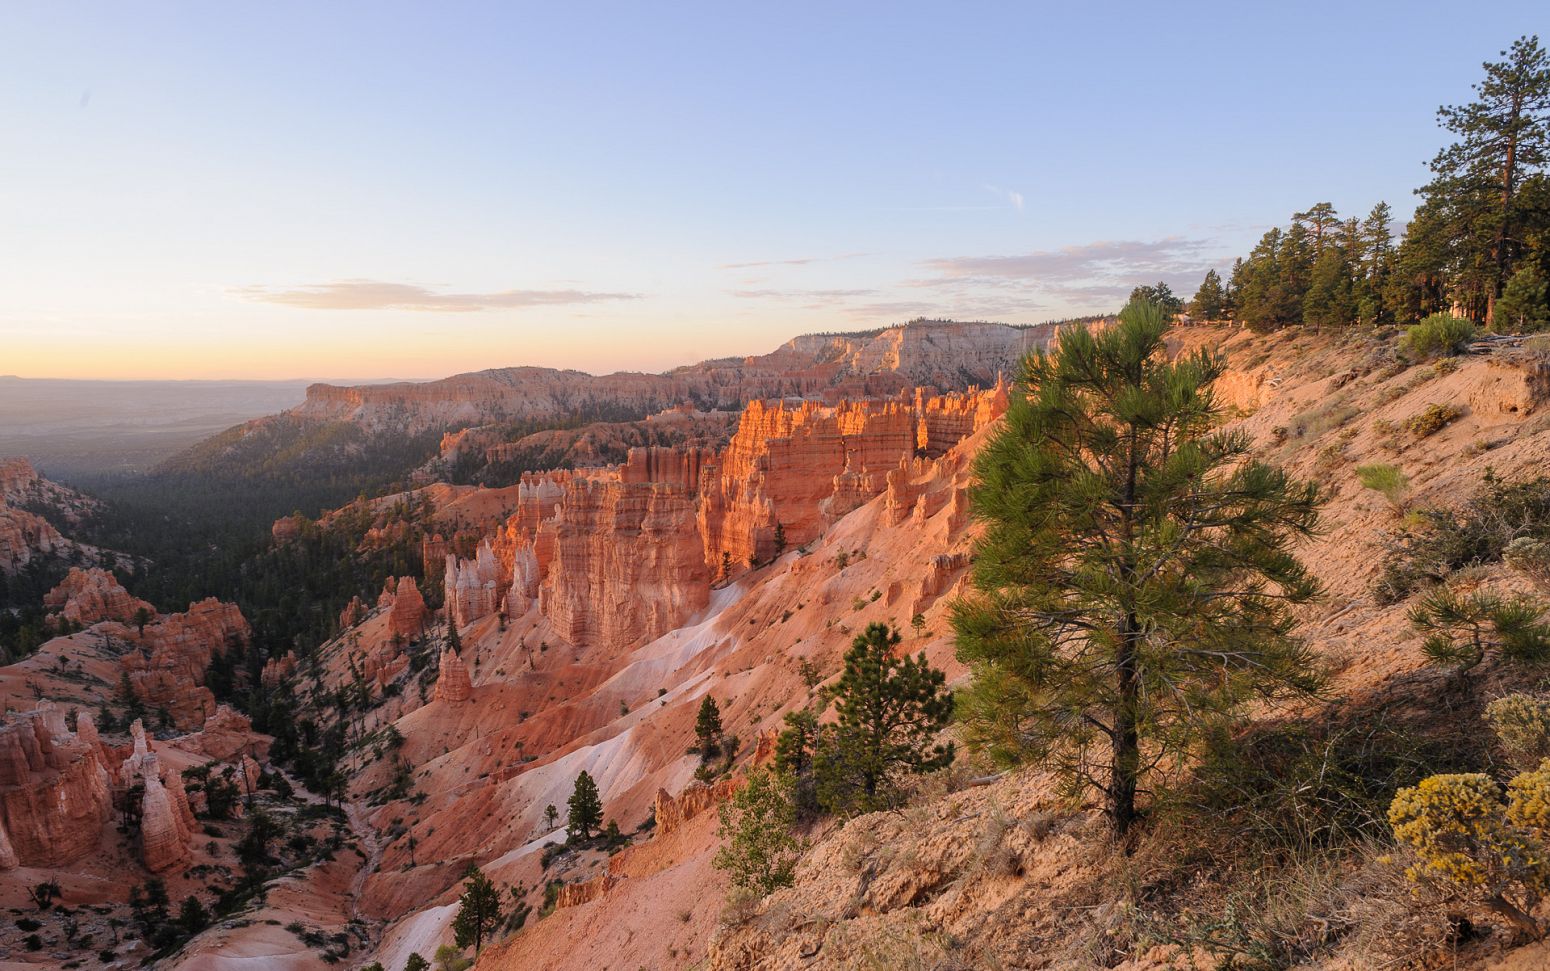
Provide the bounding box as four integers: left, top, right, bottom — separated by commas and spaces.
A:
1, 2, 1542, 379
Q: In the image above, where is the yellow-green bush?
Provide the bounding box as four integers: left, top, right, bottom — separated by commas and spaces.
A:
1404, 403, 1463, 438
1485, 693, 1550, 770
1504, 537, 1550, 591
1507, 762, 1550, 832
1388, 769, 1550, 936
1356, 463, 1409, 512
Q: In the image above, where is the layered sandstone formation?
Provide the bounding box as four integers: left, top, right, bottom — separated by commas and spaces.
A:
0, 504, 64, 574
340, 596, 369, 629
424, 385, 1008, 655
698, 384, 1007, 571
445, 541, 503, 628
119, 723, 198, 872
384, 576, 428, 640
437, 408, 742, 484
44, 567, 154, 626
179, 704, 272, 763
121, 598, 252, 730
262, 651, 298, 687
433, 647, 472, 703
289, 320, 1041, 434
0, 458, 101, 574
0, 704, 113, 868
540, 448, 715, 647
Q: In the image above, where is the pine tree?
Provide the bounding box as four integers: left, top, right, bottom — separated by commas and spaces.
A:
1278, 220, 1315, 321
404, 954, 430, 971
1293, 201, 1341, 256
814, 623, 953, 814
1128, 281, 1183, 316
1189, 269, 1226, 320
1495, 262, 1550, 331
694, 695, 725, 759
566, 771, 603, 842
951, 299, 1324, 837
1303, 244, 1357, 330
451, 866, 503, 954
1234, 227, 1302, 331
542, 804, 559, 830
177, 895, 208, 934
773, 706, 823, 820
1415, 35, 1550, 322
446, 617, 462, 654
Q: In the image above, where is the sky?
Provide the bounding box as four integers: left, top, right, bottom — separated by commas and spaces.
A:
1, 2, 1544, 381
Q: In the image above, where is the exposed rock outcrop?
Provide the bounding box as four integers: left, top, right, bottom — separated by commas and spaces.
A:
261, 650, 298, 687
555, 873, 624, 909
44, 567, 154, 626
0, 704, 112, 868
136, 754, 192, 873
540, 448, 714, 648
445, 541, 503, 628
179, 705, 272, 762
0, 458, 102, 574
434, 647, 472, 703
292, 321, 1045, 434
654, 778, 739, 837
0, 505, 64, 575
339, 596, 369, 629
387, 575, 428, 639
120, 598, 252, 730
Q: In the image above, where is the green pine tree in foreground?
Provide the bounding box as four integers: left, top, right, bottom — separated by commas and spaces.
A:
952, 299, 1324, 837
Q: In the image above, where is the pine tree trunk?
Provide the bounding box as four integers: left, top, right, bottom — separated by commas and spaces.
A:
1110, 619, 1140, 837
1111, 426, 1142, 837
1492, 96, 1523, 327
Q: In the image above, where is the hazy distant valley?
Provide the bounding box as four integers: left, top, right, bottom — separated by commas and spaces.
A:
0, 378, 315, 479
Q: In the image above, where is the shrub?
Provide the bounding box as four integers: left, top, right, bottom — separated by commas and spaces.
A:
1373, 473, 1550, 603
1356, 463, 1409, 513
1485, 694, 1550, 770
1405, 403, 1463, 438
1403, 313, 1476, 358
432, 944, 471, 971
1504, 536, 1550, 591
1389, 771, 1550, 939
712, 767, 802, 898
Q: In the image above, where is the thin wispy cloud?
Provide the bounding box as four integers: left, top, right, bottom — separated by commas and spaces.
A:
729, 288, 878, 300
236, 280, 639, 313
718, 252, 867, 270
924, 237, 1211, 281
984, 184, 1025, 213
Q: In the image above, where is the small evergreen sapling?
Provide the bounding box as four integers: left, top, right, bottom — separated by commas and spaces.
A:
814, 622, 953, 814
451, 866, 502, 954
566, 771, 603, 843
694, 695, 725, 760
1410, 588, 1550, 672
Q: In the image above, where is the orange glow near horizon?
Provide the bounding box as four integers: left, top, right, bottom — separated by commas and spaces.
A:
1, 310, 804, 382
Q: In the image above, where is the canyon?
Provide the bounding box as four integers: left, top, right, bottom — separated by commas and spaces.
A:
3, 322, 1550, 970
